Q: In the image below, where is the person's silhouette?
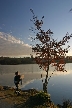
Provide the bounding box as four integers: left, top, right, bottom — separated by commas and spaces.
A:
14, 71, 22, 94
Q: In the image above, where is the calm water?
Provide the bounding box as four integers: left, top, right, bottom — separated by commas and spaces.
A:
0, 63, 72, 104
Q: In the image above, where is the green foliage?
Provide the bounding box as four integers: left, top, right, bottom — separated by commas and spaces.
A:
62, 99, 72, 108
0, 56, 72, 65
30, 91, 49, 103
0, 56, 35, 65
24, 91, 51, 108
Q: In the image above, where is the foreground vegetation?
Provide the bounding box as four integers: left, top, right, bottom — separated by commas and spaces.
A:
0, 85, 72, 108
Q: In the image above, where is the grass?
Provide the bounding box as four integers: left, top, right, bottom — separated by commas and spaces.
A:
0, 86, 72, 108
0, 86, 57, 108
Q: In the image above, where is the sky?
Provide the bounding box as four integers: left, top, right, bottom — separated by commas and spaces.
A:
0, 0, 72, 57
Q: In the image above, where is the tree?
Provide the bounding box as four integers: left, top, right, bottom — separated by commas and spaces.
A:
30, 9, 72, 93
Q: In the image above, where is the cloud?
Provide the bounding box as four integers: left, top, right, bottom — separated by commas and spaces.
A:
0, 32, 32, 57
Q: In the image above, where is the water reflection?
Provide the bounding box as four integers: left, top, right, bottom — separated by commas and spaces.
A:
22, 72, 72, 104
0, 64, 72, 104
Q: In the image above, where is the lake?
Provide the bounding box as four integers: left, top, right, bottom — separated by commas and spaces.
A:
0, 63, 72, 105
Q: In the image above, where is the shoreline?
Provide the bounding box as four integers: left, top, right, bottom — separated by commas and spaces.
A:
0, 85, 41, 108
0, 85, 57, 108
0, 85, 72, 108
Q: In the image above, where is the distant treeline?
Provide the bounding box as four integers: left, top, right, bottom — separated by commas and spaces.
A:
0, 56, 72, 65
0, 57, 36, 65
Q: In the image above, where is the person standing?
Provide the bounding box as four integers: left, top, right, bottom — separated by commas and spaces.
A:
14, 71, 22, 94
